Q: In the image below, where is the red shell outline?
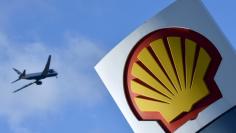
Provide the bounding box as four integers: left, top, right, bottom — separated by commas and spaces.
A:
123, 27, 222, 133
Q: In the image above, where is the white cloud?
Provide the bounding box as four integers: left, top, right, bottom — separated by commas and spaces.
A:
0, 32, 105, 133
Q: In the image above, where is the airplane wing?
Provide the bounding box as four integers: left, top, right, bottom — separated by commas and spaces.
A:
13, 81, 36, 93
41, 55, 51, 77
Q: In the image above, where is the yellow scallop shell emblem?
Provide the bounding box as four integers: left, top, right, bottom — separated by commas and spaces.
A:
124, 28, 222, 132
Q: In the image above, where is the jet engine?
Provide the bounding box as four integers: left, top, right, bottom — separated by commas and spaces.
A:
36, 81, 42, 85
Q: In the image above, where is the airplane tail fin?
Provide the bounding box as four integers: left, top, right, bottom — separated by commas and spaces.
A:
20, 70, 26, 78
12, 69, 26, 83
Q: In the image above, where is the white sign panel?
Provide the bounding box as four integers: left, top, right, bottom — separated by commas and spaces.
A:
95, 0, 236, 132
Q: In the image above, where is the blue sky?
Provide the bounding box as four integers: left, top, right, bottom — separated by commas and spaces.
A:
0, 0, 235, 133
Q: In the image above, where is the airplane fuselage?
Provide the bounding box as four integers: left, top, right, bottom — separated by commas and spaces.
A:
23, 70, 58, 80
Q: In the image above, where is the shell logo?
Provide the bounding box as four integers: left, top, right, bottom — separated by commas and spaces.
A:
124, 28, 222, 133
